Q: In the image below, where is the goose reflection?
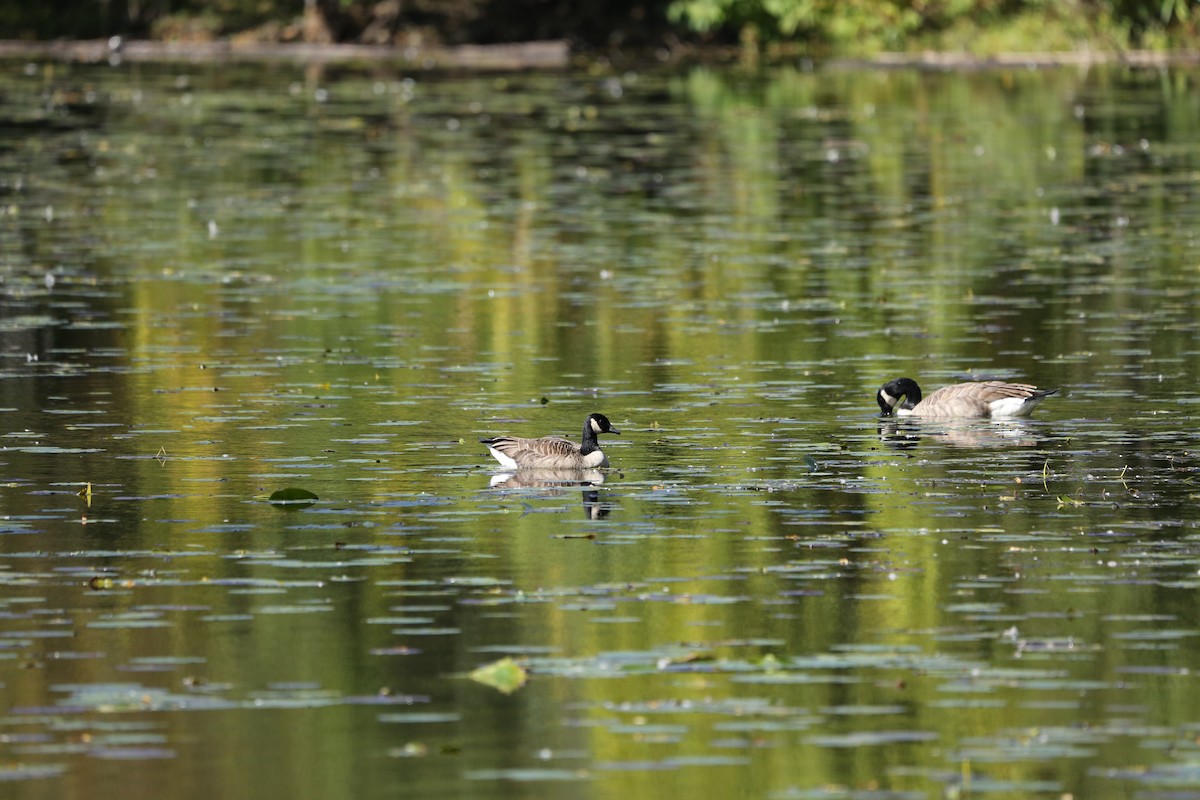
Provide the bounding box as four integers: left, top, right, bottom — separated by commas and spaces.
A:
581, 489, 612, 520
487, 469, 616, 519
488, 468, 606, 489
878, 417, 1044, 450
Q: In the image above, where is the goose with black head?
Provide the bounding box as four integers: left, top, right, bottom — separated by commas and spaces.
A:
877, 378, 1058, 419
480, 413, 621, 469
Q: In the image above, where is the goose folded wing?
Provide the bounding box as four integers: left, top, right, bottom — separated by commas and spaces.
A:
977, 381, 1040, 399
529, 437, 582, 456
493, 436, 579, 457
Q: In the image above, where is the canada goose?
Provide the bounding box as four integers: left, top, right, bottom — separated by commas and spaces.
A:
877, 377, 1058, 419
480, 413, 620, 470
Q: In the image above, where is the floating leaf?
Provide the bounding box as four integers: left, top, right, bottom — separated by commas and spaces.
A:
468, 657, 528, 694
757, 653, 784, 672
379, 712, 461, 724
268, 488, 319, 507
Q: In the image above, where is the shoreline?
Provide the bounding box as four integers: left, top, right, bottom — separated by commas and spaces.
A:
835, 49, 1200, 70
0, 38, 572, 70
2, 37, 1199, 71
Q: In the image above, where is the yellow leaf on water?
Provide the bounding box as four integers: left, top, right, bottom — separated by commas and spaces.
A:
468, 657, 528, 694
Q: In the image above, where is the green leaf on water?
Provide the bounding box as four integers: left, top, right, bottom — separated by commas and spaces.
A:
468, 656, 528, 694
757, 653, 784, 672
268, 487, 319, 506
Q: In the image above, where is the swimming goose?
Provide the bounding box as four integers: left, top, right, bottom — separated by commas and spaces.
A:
877, 377, 1058, 419
480, 413, 620, 470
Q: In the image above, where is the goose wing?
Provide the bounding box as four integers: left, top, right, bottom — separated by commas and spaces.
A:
484, 435, 584, 468
920, 382, 1053, 418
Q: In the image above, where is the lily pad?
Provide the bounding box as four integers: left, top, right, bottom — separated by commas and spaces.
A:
267, 487, 319, 507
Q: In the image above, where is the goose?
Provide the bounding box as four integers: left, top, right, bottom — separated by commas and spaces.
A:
480, 412, 620, 470
877, 377, 1058, 419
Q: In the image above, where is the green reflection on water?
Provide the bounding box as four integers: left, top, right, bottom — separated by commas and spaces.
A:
2, 58, 1200, 800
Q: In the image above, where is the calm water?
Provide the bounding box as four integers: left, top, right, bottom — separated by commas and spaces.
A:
2, 57, 1200, 799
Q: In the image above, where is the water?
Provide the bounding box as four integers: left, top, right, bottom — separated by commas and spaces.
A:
2, 57, 1200, 799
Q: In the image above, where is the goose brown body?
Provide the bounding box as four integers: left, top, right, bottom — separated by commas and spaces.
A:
877, 378, 1058, 419
480, 413, 620, 470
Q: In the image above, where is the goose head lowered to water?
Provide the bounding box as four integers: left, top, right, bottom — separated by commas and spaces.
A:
877, 378, 1058, 419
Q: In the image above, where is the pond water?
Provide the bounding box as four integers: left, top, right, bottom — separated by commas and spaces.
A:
2, 56, 1200, 799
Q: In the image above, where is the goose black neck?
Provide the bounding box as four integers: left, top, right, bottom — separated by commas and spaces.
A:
580, 420, 601, 455
895, 378, 921, 408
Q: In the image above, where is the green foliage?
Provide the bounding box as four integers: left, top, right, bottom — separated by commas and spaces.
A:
667, 0, 1199, 51
0, 0, 1195, 50
666, 0, 951, 47
670, 0, 926, 51
930, 2, 1117, 54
